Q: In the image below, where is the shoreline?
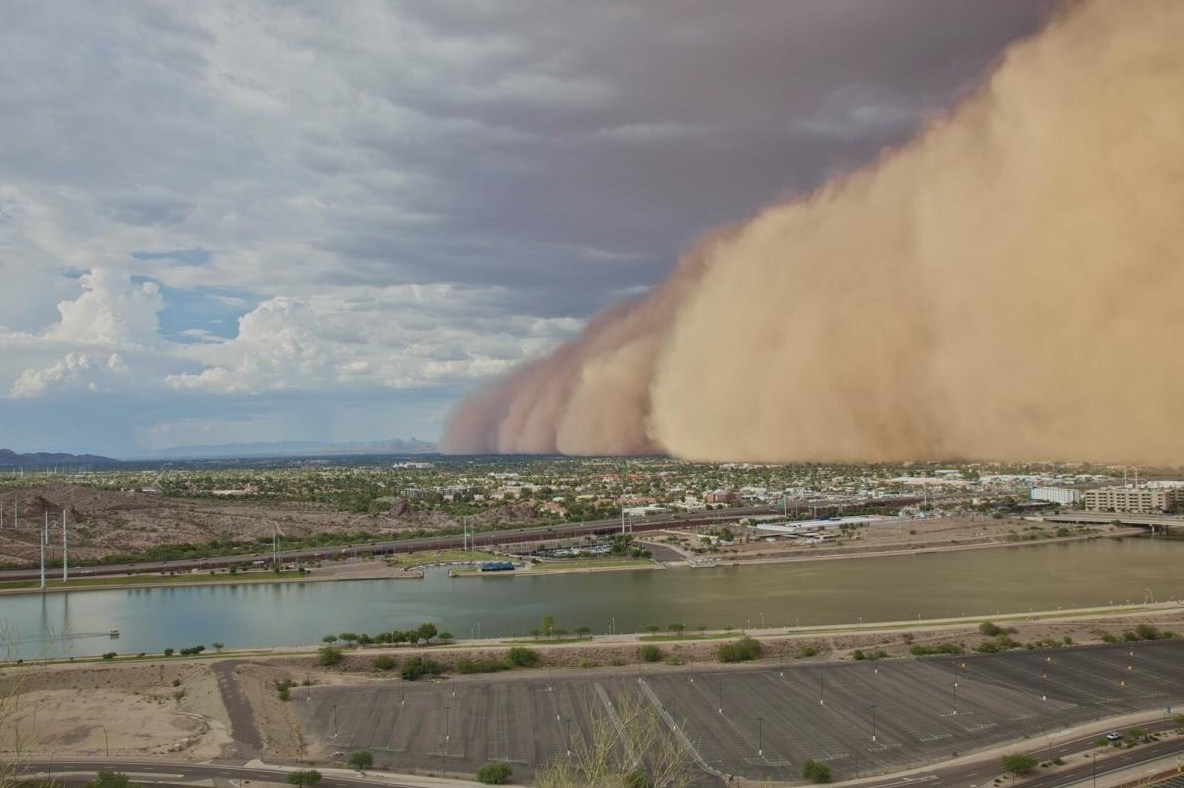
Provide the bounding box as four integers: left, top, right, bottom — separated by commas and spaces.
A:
0, 527, 1146, 597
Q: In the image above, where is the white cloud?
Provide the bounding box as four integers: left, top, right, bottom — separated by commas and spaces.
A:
47, 268, 163, 347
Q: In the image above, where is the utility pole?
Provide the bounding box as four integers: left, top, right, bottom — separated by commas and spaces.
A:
40, 510, 47, 589
62, 508, 68, 582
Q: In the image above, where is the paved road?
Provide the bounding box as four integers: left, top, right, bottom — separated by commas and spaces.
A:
863, 729, 1184, 788
18, 759, 419, 788
0, 495, 930, 582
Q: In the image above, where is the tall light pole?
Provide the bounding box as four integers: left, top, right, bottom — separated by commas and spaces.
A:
871, 704, 878, 742
819, 671, 825, 705
757, 716, 763, 757
61, 508, 68, 582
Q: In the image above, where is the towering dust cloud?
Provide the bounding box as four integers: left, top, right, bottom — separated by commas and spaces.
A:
442, 0, 1184, 465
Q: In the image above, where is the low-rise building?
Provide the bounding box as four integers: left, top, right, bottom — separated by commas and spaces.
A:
1029, 486, 1081, 505
1083, 486, 1184, 514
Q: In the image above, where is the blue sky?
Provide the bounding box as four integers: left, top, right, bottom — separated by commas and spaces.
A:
0, 0, 1050, 456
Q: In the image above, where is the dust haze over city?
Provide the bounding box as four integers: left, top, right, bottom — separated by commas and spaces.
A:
3, 2, 1184, 788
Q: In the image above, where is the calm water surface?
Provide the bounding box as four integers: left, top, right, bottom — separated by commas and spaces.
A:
3, 537, 1181, 660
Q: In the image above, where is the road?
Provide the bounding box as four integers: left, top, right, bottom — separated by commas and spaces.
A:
862, 725, 1184, 788
18, 759, 419, 788
0, 496, 929, 582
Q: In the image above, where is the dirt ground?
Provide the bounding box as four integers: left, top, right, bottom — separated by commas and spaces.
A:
0, 484, 538, 567
0, 660, 233, 759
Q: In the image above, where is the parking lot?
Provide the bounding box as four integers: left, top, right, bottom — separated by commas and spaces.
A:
296, 639, 1184, 782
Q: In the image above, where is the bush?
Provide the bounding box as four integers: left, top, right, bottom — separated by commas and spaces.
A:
102, 652, 117, 660
348, 750, 373, 770
163, 648, 175, 657
317, 646, 344, 667
505, 646, 539, 667
287, 770, 322, 787
372, 654, 397, 671
456, 657, 507, 674
400, 655, 443, 681
623, 769, 652, 788
979, 622, 1003, 637
1100, 632, 1118, 643
639, 644, 663, 663
852, 649, 866, 660
801, 759, 832, 783
718, 637, 762, 663
1134, 624, 1162, 640
1002, 753, 1039, 775
798, 646, 819, 658
476, 761, 513, 785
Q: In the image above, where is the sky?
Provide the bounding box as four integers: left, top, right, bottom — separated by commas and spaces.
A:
0, 0, 1052, 457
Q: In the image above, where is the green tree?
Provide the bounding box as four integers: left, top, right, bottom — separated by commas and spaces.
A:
322, 635, 338, 644
1002, 753, 1039, 776
476, 761, 513, 785
348, 750, 373, 771
575, 626, 591, 639
646, 624, 661, 634
541, 615, 555, 638
669, 623, 686, 635
801, 759, 832, 783
417, 622, 438, 643
287, 770, 322, 787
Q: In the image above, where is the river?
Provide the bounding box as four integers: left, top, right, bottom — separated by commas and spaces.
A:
3, 536, 1181, 660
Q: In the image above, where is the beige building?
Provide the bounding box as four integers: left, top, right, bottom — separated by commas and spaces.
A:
1082, 486, 1184, 514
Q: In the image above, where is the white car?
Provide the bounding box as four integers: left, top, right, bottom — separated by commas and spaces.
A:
1104, 731, 1122, 742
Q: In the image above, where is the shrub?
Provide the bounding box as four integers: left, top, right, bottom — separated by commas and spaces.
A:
578, 658, 598, 668
623, 770, 652, 788
287, 769, 322, 787
639, 644, 663, 663
979, 622, 1003, 637
163, 648, 175, 657
102, 652, 117, 660
1002, 753, 1039, 775
801, 759, 832, 783
505, 646, 539, 667
852, 649, 866, 660
456, 657, 507, 674
1134, 624, 1162, 640
317, 646, 344, 667
718, 637, 762, 663
372, 654, 397, 671
798, 646, 819, 658
476, 761, 513, 785
1094, 739, 1109, 748
400, 655, 443, 681
347, 750, 373, 770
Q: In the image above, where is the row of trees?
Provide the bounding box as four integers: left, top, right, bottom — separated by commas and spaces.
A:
322, 622, 451, 647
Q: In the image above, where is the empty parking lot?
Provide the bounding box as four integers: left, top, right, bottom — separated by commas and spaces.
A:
295, 639, 1184, 782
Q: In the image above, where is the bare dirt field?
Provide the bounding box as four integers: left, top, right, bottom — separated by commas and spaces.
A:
0, 659, 233, 759
0, 484, 537, 567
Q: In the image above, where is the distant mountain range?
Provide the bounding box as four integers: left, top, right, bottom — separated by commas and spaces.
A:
146, 437, 437, 459
0, 448, 122, 468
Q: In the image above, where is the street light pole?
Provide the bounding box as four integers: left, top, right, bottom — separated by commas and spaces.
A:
871, 704, 878, 742
819, 672, 825, 705
757, 716, 763, 757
